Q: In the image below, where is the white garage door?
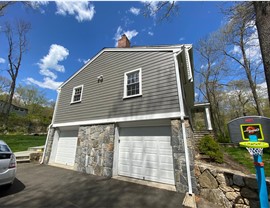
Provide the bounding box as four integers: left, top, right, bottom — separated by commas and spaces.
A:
55, 130, 78, 166
118, 126, 175, 185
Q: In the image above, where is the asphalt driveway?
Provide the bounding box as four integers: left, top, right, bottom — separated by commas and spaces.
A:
0, 163, 184, 208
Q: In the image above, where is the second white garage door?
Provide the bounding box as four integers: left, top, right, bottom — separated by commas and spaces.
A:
118, 126, 175, 185
55, 130, 78, 167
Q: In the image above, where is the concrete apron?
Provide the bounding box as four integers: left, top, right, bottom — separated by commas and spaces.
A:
113, 176, 176, 192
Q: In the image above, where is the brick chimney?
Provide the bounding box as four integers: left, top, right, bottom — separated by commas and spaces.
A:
117, 34, 130, 48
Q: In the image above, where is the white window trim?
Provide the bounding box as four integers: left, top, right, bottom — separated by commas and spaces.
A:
123, 68, 142, 99
71, 85, 84, 104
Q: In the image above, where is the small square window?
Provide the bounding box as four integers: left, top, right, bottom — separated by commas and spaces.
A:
71, 85, 83, 103
123, 68, 142, 99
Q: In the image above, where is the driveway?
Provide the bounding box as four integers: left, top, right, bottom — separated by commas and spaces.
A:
0, 163, 184, 208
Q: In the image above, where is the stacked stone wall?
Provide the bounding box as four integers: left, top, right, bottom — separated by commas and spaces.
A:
195, 162, 270, 208
171, 119, 197, 193
75, 124, 115, 177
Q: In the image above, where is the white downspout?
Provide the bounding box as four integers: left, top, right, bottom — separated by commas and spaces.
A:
173, 49, 193, 195
40, 88, 61, 164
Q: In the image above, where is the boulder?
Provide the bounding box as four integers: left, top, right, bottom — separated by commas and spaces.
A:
233, 175, 245, 187
199, 170, 218, 189
200, 189, 232, 208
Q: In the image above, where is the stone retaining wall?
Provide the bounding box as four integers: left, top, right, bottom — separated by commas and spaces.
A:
195, 162, 270, 208
75, 124, 115, 177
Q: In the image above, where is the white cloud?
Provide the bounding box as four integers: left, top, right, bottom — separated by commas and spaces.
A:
0, 57, 5, 64
29, 1, 49, 14
78, 58, 90, 64
26, 77, 63, 90
26, 44, 68, 90
129, 7, 140, 15
55, 1, 95, 22
179, 37, 185, 41
114, 26, 138, 47
148, 31, 154, 36
38, 44, 69, 79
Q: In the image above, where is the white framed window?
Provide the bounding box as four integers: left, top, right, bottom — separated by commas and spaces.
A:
71, 85, 83, 104
123, 68, 142, 99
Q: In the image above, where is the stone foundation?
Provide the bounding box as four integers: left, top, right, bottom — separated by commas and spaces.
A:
43, 127, 55, 164
195, 162, 270, 208
171, 119, 197, 193
75, 124, 115, 177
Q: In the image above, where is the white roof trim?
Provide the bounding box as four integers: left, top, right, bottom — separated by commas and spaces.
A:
52, 112, 181, 127
58, 44, 192, 89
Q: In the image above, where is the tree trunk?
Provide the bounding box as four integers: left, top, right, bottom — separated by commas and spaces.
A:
239, 33, 263, 116
253, 2, 270, 105
4, 78, 16, 124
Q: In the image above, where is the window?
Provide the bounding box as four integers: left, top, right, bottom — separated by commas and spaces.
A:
123, 68, 142, 99
0, 144, 10, 153
71, 85, 83, 103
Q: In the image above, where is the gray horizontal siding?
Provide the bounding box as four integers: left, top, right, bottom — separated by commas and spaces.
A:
54, 51, 180, 124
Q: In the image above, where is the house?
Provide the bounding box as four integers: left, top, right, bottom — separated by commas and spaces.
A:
42, 35, 210, 194
0, 100, 28, 116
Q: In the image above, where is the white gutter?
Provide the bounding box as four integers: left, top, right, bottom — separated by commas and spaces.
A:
40, 89, 61, 164
173, 48, 193, 195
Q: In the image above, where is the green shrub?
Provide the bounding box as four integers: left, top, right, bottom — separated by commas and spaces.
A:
199, 135, 224, 163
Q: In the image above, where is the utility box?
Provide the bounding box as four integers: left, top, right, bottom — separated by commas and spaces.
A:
227, 116, 270, 143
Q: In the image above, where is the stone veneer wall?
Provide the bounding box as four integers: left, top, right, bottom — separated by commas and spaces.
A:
171, 119, 198, 193
75, 124, 115, 177
195, 162, 270, 208
43, 127, 56, 164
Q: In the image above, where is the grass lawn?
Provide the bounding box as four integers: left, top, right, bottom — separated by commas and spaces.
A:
0, 135, 46, 152
223, 146, 270, 177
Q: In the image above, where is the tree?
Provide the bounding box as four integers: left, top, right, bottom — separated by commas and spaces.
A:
196, 33, 228, 139
226, 80, 250, 117
15, 84, 47, 107
220, 8, 263, 116
253, 2, 270, 105
0, 75, 10, 93
143, 1, 178, 22
0, 1, 37, 17
0, 2, 13, 16
2, 20, 31, 126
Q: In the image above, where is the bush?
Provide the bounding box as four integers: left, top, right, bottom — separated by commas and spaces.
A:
199, 135, 224, 163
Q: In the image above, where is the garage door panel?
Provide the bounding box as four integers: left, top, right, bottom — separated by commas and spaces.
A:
145, 168, 158, 176
159, 163, 174, 170
144, 161, 158, 169
160, 170, 175, 179
118, 126, 175, 185
145, 154, 158, 162
160, 155, 173, 163
55, 133, 77, 167
132, 153, 143, 160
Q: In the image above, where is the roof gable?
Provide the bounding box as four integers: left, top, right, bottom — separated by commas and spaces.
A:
59, 44, 192, 89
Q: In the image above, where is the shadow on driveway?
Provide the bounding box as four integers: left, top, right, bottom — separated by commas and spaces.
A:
0, 178, 25, 197
0, 163, 184, 208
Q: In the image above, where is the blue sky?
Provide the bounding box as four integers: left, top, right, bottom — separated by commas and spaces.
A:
0, 1, 231, 101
